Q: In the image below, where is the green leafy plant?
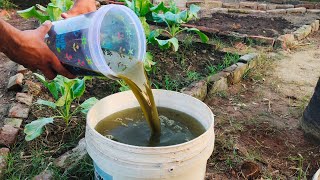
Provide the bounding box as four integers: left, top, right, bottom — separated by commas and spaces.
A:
186, 70, 200, 82
17, 0, 74, 23
148, 2, 208, 51
0, 0, 16, 9
24, 74, 98, 141
222, 53, 240, 67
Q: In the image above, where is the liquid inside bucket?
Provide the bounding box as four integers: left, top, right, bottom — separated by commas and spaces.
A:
95, 107, 206, 147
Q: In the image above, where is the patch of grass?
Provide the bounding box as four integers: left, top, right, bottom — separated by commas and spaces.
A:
182, 34, 194, 49
223, 52, 240, 68
186, 70, 201, 82
164, 75, 180, 91
207, 62, 224, 76
288, 154, 309, 180
212, 36, 226, 50
0, 0, 16, 9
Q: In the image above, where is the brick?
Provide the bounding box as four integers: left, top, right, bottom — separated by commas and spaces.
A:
4, 118, 22, 128
0, 125, 19, 146
207, 71, 230, 83
307, 9, 320, 14
267, 4, 277, 10
228, 9, 265, 14
206, 0, 222, 8
267, 9, 287, 14
286, 7, 306, 14
240, 2, 258, 10
258, 4, 267, 11
7, 73, 24, 91
276, 4, 294, 9
227, 63, 249, 84
295, 4, 315, 9
211, 8, 228, 13
239, 53, 259, 64
16, 93, 33, 106
8, 103, 30, 119
293, 25, 312, 40
181, 80, 207, 101
222, 3, 239, 9
208, 77, 228, 96
199, 9, 213, 18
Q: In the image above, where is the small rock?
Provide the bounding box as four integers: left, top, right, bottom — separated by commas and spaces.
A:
311, 20, 320, 32
7, 73, 24, 91
277, 34, 296, 49
181, 80, 208, 101
227, 63, 249, 84
0, 148, 9, 179
25, 80, 42, 96
8, 103, 30, 119
4, 118, 23, 128
223, 64, 238, 73
241, 161, 261, 179
239, 2, 258, 10
293, 25, 312, 40
54, 138, 87, 170
207, 71, 229, 83
33, 170, 54, 180
202, 50, 207, 53
208, 77, 228, 96
16, 93, 33, 106
286, 7, 306, 14
17, 65, 29, 74
267, 9, 287, 14
222, 3, 239, 9
239, 53, 258, 63
0, 125, 19, 146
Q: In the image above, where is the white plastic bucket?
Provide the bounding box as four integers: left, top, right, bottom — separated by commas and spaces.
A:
313, 168, 320, 180
85, 89, 215, 180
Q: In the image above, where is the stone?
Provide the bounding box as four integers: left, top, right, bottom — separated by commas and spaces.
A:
206, 0, 222, 8
199, 9, 213, 18
54, 138, 87, 170
223, 64, 238, 73
0, 125, 19, 146
0, 148, 9, 179
314, 20, 319, 32
276, 4, 294, 9
16, 93, 33, 106
181, 80, 207, 101
228, 9, 265, 14
286, 7, 306, 14
25, 80, 42, 96
33, 170, 54, 180
208, 77, 228, 96
271, 0, 287, 3
4, 118, 23, 128
293, 25, 312, 40
267, 9, 287, 14
267, 4, 277, 10
295, 4, 315, 9
211, 8, 228, 13
239, 53, 258, 64
307, 9, 320, 14
17, 65, 29, 74
222, 3, 239, 9
186, 0, 204, 8
277, 34, 296, 49
7, 73, 24, 91
207, 71, 230, 83
8, 103, 30, 119
257, 4, 267, 11
239, 2, 258, 10
227, 63, 249, 84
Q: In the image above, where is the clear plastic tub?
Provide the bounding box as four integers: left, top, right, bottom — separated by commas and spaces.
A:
45, 5, 146, 78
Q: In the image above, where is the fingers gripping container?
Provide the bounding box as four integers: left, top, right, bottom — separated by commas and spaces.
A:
45, 5, 146, 78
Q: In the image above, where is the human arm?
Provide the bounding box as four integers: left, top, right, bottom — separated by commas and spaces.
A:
0, 19, 75, 80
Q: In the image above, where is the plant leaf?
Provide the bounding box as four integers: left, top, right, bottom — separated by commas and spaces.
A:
144, 52, 155, 72
71, 79, 85, 99
139, 17, 150, 37
47, 82, 59, 100
80, 97, 98, 114
188, 4, 200, 21
155, 37, 179, 51
33, 73, 48, 86
36, 4, 47, 12
24, 118, 54, 141
46, 3, 62, 21
55, 94, 66, 107
148, 29, 162, 43
150, 2, 169, 13
187, 28, 209, 43
17, 6, 49, 23
36, 99, 57, 109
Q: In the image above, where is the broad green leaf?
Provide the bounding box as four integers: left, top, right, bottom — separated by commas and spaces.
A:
151, 12, 165, 23
33, 73, 48, 86
150, 2, 169, 13
64, 0, 74, 11
125, 0, 134, 10
17, 6, 49, 23
47, 82, 59, 100
148, 29, 162, 43
36, 99, 57, 109
56, 94, 66, 106
139, 17, 150, 37
187, 28, 209, 43
80, 97, 98, 114
24, 118, 54, 141
155, 37, 179, 51
46, 3, 62, 21
168, 0, 179, 14
54, 0, 74, 12
136, 0, 152, 16
36, 4, 47, 12
188, 4, 200, 21
164, 11, 187, 25
71, 79, 85, 99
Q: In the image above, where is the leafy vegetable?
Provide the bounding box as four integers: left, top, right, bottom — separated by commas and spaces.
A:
24, 118, 54, 141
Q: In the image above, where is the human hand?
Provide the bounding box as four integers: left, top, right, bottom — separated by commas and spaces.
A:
4, 21, 75, 80
61, 0, 97, 19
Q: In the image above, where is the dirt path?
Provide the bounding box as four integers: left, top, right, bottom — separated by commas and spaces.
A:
205, 32, 320, 179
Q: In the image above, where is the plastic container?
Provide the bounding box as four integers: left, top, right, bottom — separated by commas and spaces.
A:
313, 168, 320, 180
85, 89, 215, 180
45, 5, 146, 78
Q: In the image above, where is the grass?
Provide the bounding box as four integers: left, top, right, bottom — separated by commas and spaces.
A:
186, 70, 201, 82
164, 75, 180, 91
288, 154, 309, 180
0, 0, 16, 9
212, 36, 226, 50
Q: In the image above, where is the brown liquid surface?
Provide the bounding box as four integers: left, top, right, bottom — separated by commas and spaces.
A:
95, 107, 205, 147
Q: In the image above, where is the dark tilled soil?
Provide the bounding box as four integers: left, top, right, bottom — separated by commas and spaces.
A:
190, 13, 296, 38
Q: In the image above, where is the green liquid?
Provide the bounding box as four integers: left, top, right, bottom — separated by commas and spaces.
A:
95, 107, 206, 147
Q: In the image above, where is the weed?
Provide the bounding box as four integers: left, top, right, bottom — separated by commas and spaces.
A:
212, 36, 226, 50
0, 0, 16, 9
288, 154, 309, 180
186, 70, 201, 82
223, 53, 240, 68
182, 34, 194, 49
164, 75, 179, 91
